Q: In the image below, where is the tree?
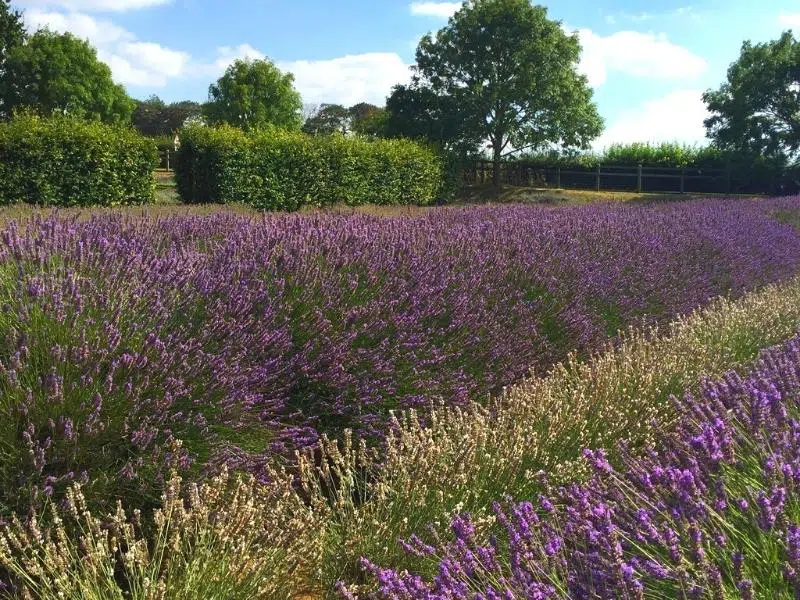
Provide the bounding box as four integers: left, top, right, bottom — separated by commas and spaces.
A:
132, 94, 166, 136
347, 102, 387, 136
384, 83, 467, 149
703, 31, 800, 160
410, 0, 603, 184
302, 103, 350, 135
302, 102, 387, 137
0, 30, 134, 123
0, 0, 25, 118
0, 0, 23, 69
203, 58, 303, 131
133, 97, 203, 136
162, 100, 202, 131
351, 106, 388, 137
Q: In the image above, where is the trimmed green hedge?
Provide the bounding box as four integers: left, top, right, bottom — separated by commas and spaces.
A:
0, 114, 158, 206
174, 125, 444, 209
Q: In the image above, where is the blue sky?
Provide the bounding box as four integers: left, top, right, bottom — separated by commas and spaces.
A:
11, 0, 800, 148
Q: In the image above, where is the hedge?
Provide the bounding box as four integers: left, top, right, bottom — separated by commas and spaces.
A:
174, 125, 444, 209
511, 142, 791, 175
0, 114, 158, 207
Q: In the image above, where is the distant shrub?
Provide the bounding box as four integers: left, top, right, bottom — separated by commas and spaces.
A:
601, 142, 726, 167
512, 142, 789, 173
174, 125, 444, 209
503, 143, 791, 193
150, 133, 175, 152
0, 113, 158, 206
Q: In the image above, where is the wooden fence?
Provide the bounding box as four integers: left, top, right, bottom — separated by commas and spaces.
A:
158, 149, 173, 171
464, 160, 785, 195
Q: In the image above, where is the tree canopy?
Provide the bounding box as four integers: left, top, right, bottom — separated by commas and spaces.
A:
350, 105, 388, 137
163, 100, 203, 130
0, 29, 134, 123
132, 94, 166, 136
0, 2, 25, 118
301, 102, 385, 136
0, 0, 23, 71
396, 0, 603, 182
301, 103, 350, 135
133, 95, 203, 136
703, 31, 800, 161
385, 84, 466, 149
203, 58, 303, 131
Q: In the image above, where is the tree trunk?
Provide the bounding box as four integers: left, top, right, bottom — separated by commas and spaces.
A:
492, 143, 502, 187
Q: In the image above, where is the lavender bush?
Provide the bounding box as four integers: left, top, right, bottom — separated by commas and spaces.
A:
1, 198, 800, 514
354, 331, 800, 599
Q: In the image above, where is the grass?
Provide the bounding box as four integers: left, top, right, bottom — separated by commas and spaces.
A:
775, 207, 800, 229
0, 176, 770, 222
154, 169, 180, 205
458, 184, 765, 205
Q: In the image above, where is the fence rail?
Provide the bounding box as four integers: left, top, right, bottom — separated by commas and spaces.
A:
464, 160, 789, 195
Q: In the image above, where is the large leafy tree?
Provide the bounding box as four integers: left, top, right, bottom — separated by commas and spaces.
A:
0, 1, 25, 118
133, 96, 203, 135
348, 102, 379, 123
351, 105, 388, 137
302, 103, 350, 135
384, 83, 466, 149
301, 102, 385, 136
0, 29, 134, 123
347, 102, 390, 137
703, 31, 800, 160
162, 100, 202, 131
203, 58, 303, 131
0, 0, 23, 69
132, 94, 167, 136
407, 0, 603, 184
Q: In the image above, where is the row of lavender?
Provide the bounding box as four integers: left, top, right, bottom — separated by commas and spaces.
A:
1, 198, 800, 513
353, 328, 800, 599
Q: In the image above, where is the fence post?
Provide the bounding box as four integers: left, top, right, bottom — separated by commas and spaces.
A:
556, 166, 561, 189
637, 163, 643, 193
680, 167, 685, 194
595, 164, 601, 191
166, 149, 170, 172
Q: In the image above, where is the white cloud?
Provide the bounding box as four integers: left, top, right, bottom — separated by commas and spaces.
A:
15, 0, 169, 12
593, 89, 710, 150
23, 9, 189, 87
200, 44, 265, 76
574, 28, 707, 87
189, 46, 413, 106
409, 2, 461, 18
778, 13, 800, 28
21, 7, 412, 104
279, 53, 413, 106
605, 6, 698, 24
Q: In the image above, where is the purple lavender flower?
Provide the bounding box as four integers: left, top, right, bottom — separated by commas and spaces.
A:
358, 327, 800, 599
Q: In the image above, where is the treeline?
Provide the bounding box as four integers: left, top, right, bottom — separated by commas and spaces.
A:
510, 142, 796, 179
513, 143, 729, 168
500, 142, 798, 194
0, 0, 798, 206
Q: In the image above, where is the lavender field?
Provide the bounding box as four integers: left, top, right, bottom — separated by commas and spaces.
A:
3, 197, 800, 599
356, 331, 800, 599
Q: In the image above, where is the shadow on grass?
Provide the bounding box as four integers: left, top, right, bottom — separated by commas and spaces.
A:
458, 185, 764, 207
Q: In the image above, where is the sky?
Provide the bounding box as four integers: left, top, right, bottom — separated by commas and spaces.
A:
10, 0, 800, 149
